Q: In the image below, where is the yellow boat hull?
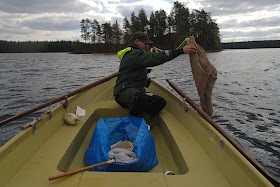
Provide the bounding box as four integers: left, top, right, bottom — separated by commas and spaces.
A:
0, 76, 274, 186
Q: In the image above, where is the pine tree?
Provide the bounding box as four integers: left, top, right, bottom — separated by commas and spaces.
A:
91, 19, 99, 44
130, 11, 140, 33
123, 16, 132, 44
81, 18, 91, 43
148, 12, 156, 38
170, 1, 190, 36
138, 8, 149, 32
155, 9, 167, 37
112, 20, 123, 50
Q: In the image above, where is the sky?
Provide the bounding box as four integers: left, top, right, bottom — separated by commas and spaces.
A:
0, 0, 279, 43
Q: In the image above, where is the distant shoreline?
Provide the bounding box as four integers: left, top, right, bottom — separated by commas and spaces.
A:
222, 40, 280, 49
1, 40, 279, 53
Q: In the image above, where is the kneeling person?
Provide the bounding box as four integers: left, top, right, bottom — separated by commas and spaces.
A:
114, 31, 196, 118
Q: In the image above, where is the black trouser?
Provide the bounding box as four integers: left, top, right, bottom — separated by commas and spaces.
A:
128, 92, 166, 117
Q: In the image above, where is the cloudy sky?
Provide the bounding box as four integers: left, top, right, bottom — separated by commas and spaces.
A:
0, 0, 279, 43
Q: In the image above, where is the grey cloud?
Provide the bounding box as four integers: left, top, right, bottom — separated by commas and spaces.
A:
198, 0, 280, 16
221, 27, 280, 42
218, 16, 280, 30
116, 4, 155, 18
0, 25, 28, 35
19, 16, 81, 31
110, 16, 124, 25
240, 16, 280, 28
0, 0, 101, 14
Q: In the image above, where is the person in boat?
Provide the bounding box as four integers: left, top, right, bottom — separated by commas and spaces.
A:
114, 31, 196, 119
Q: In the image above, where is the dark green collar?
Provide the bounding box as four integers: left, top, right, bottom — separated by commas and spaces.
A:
128, 42, 141, 50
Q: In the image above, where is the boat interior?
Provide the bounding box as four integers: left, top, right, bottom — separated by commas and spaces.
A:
0, 77, 273, 186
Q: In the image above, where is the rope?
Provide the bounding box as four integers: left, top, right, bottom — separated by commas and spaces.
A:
150, 37, 190, 83
156, 67, 160, 81
176, 37, 190, 50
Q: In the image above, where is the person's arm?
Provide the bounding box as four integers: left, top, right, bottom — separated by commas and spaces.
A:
122, 44, 197, 68
169, 48, 184, 58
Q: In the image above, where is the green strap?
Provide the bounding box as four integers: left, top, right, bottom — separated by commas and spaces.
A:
149, 37, 190, 52
176, 37, 190, 50
149, 37, 189, 82
149, 48, 163, 53
149, 48, 163, 81
117, 47, 132, 61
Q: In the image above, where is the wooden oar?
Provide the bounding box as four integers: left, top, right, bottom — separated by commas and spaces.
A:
49, 159, 115, 181
166, 79, 280, 187
0, 72, 120, 126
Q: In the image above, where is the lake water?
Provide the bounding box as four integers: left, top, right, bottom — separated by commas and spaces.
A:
0, 49, 279, 180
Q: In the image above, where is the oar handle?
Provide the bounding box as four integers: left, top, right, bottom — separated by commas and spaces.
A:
48, 159, 115, 181
21, 118, 37, 130
0, 72, 120, 126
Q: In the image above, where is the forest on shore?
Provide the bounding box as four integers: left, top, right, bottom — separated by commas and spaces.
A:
78, 1, 221, 53
1, 40, 279, 53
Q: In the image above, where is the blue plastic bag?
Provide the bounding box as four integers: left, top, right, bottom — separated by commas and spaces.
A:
84, 116, 158, 172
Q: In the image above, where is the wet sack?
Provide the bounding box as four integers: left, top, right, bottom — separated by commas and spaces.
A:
188, 36, 217, 116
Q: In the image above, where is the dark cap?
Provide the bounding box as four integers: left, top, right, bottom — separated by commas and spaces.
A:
131, 31, 153, 45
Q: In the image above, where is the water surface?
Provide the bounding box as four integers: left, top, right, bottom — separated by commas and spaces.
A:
0, 49, 279, 180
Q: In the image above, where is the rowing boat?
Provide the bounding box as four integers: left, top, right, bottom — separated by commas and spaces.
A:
0, 72, 278, 186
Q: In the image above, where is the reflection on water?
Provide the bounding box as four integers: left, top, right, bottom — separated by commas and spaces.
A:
0, 49, 280, 180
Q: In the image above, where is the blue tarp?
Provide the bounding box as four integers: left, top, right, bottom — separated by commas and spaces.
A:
84, 116, 158, 172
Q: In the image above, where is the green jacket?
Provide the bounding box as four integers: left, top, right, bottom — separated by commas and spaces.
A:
113, 43, 180, 97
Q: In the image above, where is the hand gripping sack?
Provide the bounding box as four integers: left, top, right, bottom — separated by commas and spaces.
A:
84, 117, 158, 172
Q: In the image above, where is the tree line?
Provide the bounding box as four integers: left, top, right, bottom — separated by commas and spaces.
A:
0, 40, 72, 53
0, 40, 119, 53
79, 1, 222, 52
1, 40, 279, 53
222, 40, 280, 49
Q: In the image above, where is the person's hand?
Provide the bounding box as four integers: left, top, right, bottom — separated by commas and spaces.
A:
183, 44, 196, 54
